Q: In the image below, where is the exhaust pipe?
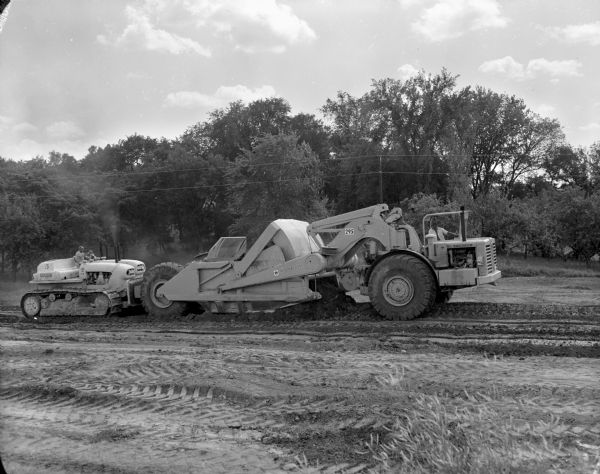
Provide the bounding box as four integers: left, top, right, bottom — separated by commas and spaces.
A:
460, 206, 467, 242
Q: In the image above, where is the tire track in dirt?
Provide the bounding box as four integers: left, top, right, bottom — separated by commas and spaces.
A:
0, 383, 372, 472
1, 401, 285, 474
3, 320, 598, 360
2, 301, 600, 324
7, 336, 599, 438
4, 331, 600, 402
2, 302, 599, 472
3, 302, 599, 328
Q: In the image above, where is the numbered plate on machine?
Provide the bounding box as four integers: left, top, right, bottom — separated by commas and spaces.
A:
344, 228, 355, 235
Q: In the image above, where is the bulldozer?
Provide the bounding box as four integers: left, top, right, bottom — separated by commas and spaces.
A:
20, 255, 146, 319
141, 204, 500, 320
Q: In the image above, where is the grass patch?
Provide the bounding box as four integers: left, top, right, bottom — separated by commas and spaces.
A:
366, 395, 560, 473
359, 368, 598, 473
497, 255, 600, 278
285, 364, 599, 473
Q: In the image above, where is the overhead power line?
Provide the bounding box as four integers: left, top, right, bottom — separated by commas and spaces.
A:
0, 169, 464, 200
0, 152, 477, 183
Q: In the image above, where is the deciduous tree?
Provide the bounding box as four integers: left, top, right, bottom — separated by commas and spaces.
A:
226, 134, 328, 240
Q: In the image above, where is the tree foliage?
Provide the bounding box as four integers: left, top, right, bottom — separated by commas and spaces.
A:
0, 194, 44, 277
551, 188, 600, 263
450, 87, 563, 199
1, 70, 599, 276
225, 133, 328, 240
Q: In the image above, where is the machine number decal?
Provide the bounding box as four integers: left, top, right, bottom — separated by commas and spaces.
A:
344, 228, 355, 235
273, 269, 280, 277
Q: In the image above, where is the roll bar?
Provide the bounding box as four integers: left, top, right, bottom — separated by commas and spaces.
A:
422, 207, 469, 242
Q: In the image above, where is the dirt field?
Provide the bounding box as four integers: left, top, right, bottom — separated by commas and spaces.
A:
452, 276, 600, 306
1, 277, 599, 473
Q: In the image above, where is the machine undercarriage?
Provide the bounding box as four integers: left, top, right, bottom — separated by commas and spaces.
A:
21, 257, 145, 319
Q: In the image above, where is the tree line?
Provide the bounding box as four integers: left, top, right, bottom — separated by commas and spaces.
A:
1, 70, 599, 278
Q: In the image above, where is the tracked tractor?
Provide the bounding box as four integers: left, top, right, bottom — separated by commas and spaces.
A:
21, 256, 146, 319
142, 204, 500, 320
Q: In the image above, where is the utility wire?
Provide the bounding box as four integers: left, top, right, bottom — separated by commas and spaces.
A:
0, 169, 464, 200
1, 151, 478, 183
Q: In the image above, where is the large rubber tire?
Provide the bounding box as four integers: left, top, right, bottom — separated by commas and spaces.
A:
141, 262, 190, 318
21, 293, 41, 319
368, 254, 436, 320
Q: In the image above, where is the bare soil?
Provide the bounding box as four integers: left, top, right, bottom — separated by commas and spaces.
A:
452, 276, 600, 306
0, 277, 599, 473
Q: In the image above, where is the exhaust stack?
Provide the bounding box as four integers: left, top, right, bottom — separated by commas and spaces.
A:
460, 206, 467, 242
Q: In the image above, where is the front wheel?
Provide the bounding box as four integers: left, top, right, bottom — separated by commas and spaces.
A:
368, 254, 436, 320
141, 262, 190, 318
21, 293, 42, 319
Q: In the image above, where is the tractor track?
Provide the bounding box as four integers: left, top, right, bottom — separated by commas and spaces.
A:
2, 329, 600, 472
1, 302, 599, 327
1, 300, 600, 472
1, 302, 599, 357
2, 300, 600, 319
3, 324, 597, 354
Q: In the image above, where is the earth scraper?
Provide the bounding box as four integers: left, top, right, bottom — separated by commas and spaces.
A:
142, 204, 500, 320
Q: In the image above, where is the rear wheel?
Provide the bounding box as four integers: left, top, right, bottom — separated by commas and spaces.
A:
21, 293, 42, 319
368, 254, 436, 320
141, 262, 190, 318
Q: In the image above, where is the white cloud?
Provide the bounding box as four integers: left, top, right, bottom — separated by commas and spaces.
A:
478, 56, 524, 79
580, 122, 600, 132
527, 58, 582, 78
125, 72, 149, 80
46, 121, 85, 140
8, 139, 47, 159
13, 122, 38, 135
397, 64, 419, 80
97, 5, 211, 56
164, 91, 218, 109
397, 0, 421, 7
479, 56, 582, 80
99, 0, 315, 55
408, 0, 508, 42
545, 21, 600, 46
534, 104, 556, 118
187, 0, 316, 51
8, 138, 90, 161
0, 115, 12, 130
164, 84, 277, 109
0, 118, 93, 160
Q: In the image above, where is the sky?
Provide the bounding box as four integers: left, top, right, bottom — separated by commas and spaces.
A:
0, 0, 599, 161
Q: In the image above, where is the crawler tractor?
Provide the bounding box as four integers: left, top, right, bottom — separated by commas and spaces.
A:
21, 256, 146, 318
142, 204, 500, 320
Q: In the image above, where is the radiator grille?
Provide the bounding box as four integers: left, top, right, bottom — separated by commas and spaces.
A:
485, 240, 497, 274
